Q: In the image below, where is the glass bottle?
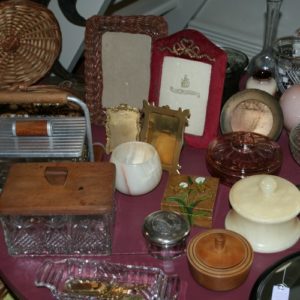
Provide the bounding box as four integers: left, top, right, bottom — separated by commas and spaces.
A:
247, 0, 283, 76
245, 69, 277, 95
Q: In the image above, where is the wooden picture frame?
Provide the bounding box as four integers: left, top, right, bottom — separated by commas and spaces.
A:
140, 100, 190, 173
105, 104, 141, 154
149, 29, 227, 148
85, 15, 168, 125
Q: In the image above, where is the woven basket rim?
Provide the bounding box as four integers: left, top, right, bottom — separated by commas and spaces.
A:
0, 0, 62, 90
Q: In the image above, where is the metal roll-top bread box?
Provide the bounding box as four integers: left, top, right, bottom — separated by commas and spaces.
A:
0, 88, 96, 190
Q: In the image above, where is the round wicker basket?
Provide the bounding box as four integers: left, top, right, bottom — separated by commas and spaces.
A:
0, 0, 61, 89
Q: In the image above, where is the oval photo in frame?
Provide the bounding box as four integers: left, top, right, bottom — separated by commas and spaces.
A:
220, 89, 283, 140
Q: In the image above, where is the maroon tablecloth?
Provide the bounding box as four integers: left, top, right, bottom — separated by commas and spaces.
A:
0, 126, 299, 300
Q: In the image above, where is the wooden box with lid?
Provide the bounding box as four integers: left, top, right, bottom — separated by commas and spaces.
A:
187, 229, 253, 291
0, 161, 115, 256
161, 174, 219, 228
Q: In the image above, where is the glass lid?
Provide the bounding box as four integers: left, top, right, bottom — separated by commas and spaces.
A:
206, 131, 282, 185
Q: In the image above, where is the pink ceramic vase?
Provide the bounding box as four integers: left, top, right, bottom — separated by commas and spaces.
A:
280, 84, 300, 131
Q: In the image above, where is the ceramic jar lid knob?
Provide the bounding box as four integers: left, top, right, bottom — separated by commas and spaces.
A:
260, 176, 277, 195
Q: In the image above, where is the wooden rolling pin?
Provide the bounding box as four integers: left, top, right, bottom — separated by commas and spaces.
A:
13, 120, 51, 136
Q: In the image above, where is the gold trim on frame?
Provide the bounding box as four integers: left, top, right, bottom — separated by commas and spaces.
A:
105, 103, 141, 153
159, 38, 216, 62
140, 100, 190, 174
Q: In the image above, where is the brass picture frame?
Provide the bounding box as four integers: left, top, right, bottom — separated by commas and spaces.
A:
140, 100, 190, 173
105, 104, 141, 154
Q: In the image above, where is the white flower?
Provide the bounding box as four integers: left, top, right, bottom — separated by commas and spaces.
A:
195, 177, 205, 184
179, 182, 188, 189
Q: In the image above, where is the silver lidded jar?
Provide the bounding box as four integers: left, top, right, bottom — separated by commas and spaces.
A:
143, 210, 190, 260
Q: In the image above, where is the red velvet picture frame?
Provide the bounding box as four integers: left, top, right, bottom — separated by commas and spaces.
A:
149, 29, 227, 148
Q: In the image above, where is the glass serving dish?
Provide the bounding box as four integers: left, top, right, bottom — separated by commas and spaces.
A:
206, 131, 282, 185
35, 258, 180, 300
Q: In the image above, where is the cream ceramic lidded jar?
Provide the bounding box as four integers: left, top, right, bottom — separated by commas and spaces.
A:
225, 174, 300, 253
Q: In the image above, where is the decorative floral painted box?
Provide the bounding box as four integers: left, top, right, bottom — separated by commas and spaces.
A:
161, 174, 219, 228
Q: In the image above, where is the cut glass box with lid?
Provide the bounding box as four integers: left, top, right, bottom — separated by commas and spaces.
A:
0, 161, 115, 256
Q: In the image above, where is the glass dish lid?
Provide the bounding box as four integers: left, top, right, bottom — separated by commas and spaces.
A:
206, 131, 282, 185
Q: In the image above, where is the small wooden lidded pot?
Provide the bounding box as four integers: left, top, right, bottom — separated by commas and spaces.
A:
187, 229, 253, 291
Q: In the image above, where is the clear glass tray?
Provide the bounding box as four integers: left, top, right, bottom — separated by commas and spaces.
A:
35, 258, 180, 300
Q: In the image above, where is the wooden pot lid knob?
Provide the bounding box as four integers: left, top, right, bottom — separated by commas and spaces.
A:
194, 231, 246, 269
188, 229, 253, 271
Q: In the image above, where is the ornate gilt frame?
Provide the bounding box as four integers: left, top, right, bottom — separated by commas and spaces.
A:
105, 104, 141, 154
140, 100, 190, 173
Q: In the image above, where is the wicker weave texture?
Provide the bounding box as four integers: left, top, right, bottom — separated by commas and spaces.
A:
84, 15, 168, 125
0, 0, 61, 90
0, 278, 8, 299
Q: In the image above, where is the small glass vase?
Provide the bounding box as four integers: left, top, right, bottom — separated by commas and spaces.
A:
247, 0, 283, 77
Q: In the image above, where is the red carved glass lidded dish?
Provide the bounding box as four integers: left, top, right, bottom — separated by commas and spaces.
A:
206, 131, 282, 185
